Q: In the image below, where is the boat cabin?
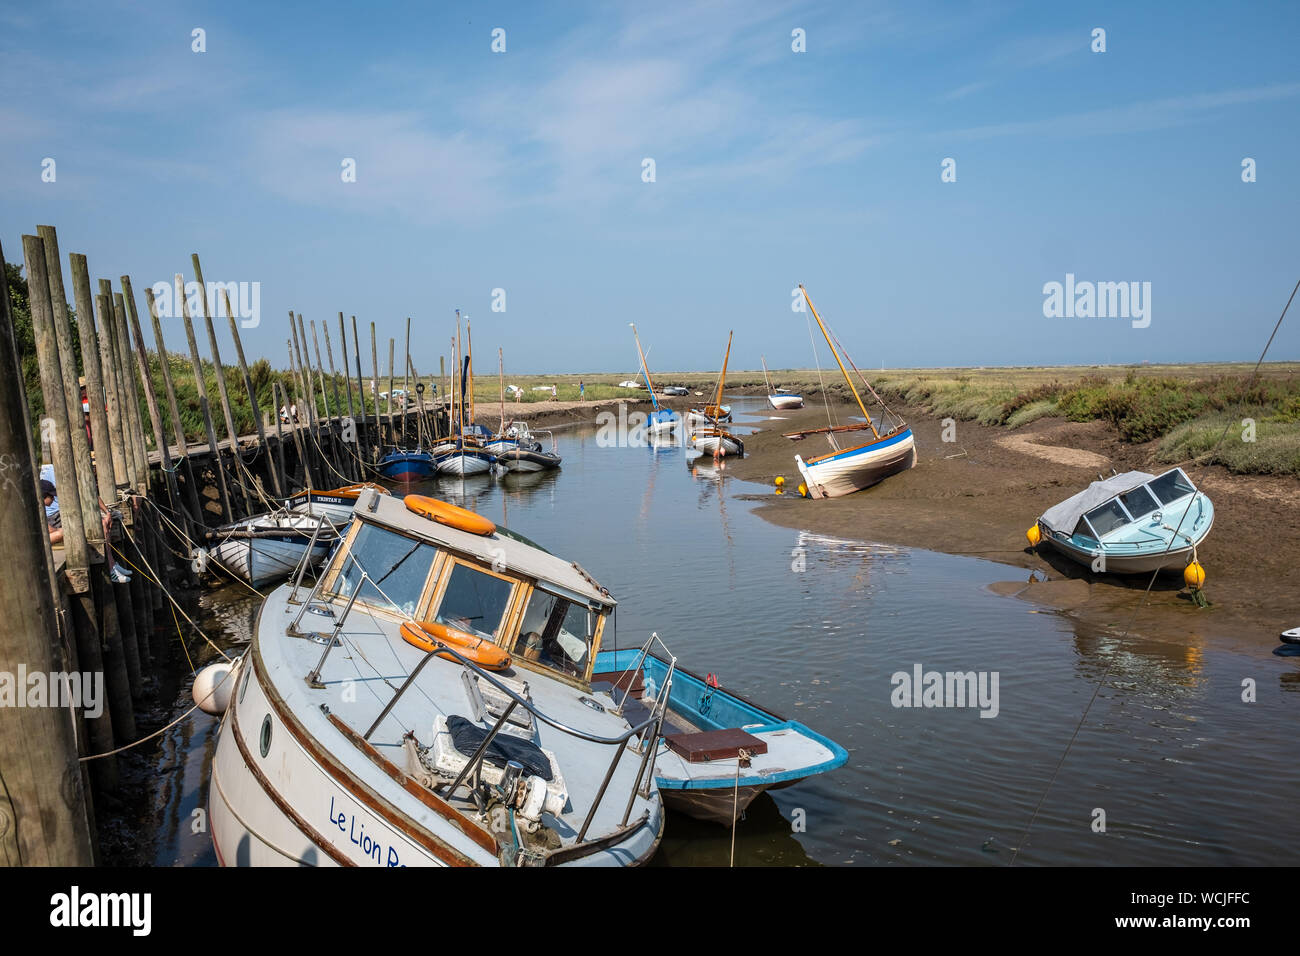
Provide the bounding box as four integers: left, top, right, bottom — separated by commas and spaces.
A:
1058, 468, 1198, 544
317, 489, 614, 686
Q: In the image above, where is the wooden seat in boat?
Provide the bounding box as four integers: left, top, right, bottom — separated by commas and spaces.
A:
663, 728, 768, 763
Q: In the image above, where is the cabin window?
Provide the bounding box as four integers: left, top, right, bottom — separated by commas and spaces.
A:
1120, 485, 1160, 521
515, 589, 593, 679
430, 561, 515, 642
1147, 469, 1195, 505
330, 524, 437, 617
1083, 500, 1131, 537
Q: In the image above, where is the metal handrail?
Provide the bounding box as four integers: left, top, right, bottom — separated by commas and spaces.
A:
303, 548, 664, 855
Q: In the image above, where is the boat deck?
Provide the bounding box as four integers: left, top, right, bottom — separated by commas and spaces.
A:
253, 583, 661, 865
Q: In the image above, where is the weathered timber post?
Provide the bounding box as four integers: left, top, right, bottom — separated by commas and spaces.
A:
178, 274, 233, 523
145, 286, 206, 539
0, 240, 96, 864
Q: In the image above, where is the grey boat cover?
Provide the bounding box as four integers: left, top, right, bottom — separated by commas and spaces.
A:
1039, 471, 1155, 535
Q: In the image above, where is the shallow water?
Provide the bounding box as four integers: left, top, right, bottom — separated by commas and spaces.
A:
143, 396, 1300, 866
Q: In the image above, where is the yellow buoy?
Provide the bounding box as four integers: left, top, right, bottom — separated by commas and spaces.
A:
1026, 525, 1042, 547
774, 476, 785, 488
1184, 561, 1206, 589
797, 483, 808, 498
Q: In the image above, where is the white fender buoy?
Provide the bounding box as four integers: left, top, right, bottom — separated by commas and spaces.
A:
193, 656, 242, 716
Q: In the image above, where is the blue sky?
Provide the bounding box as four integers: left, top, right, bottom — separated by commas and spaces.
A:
3, 1, 1297, 374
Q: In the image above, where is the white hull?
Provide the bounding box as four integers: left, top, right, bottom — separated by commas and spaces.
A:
795, 428, 915, 499
768, 394, 803, 409
691, 433, 743, 457
210, 576, 666, 868
436, 452, 493, 476
207, 514, 336, 588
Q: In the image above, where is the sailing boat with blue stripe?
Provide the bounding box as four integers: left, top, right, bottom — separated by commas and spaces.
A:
786, 285, 915, 498
629, 323, 679, 436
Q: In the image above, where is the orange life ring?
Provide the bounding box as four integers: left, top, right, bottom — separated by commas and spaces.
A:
321, 483, 389, 500
403, 494, 496, 536
399, 621, 512, 671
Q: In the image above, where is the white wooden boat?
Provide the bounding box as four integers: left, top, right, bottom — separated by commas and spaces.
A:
207, 490, 666, 866
762, 356, 803, 409
786, 285, 915, 498
689, 332, 743, 457
206, 512, 340, 588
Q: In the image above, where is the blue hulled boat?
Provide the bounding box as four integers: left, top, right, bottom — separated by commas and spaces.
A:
592, 647, 848, 825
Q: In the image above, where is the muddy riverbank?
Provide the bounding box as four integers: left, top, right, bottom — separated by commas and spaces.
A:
725, 397, 1300, 651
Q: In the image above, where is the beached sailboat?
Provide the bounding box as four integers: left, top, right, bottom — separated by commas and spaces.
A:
629, 323, 679, 435
206, 511, 341, 588
206, 489, 665, 866
762, 356, 803, 410
592, 641, 847, 825
785, 285, 915, 499
689, 331, 744, 457
1033, 467, 1215, 574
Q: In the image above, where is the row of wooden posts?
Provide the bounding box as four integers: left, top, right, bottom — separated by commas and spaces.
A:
0, 225, 448, 866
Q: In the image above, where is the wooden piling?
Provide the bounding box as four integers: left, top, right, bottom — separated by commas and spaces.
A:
122, 276, 188, 566
178, 274, 233, 523
145, 286, 206, 539
0, 238, 96, 864
192, 256, 252, 516
94, 281, 131, 491
309, 319, 336, 479
222, 288, 280, 498
402, 317, 411, 448
324, 317, 353, 480
33, 242, 135, 756
350, 315, 369, 464
35, 226, 105, 563
387, 336, 397, 449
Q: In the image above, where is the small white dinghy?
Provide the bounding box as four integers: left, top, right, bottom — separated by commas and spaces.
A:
762, 356, 803, 409
1281, 627, 1300, 645
206, 512, 340, 588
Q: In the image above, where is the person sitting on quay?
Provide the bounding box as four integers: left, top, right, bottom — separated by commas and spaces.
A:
41, 477, 132, 584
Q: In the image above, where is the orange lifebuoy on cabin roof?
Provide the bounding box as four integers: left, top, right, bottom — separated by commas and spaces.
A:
400, 621, 512, 671
403, 494, 496, 536
321, 482, 389, 499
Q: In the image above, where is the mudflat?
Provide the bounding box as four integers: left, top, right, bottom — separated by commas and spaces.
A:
722, 397, 1299, 651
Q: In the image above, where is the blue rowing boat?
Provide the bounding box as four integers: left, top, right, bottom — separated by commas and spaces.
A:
592, 648, 848, 825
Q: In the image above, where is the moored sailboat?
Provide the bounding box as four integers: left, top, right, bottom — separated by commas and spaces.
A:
629, 323, 679, 435
786, 285, 915, 499
762, 356, 803, 409
689, 331, 744, 458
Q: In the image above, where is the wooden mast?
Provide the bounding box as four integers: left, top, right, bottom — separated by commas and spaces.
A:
498, 347, 506, 436
761, 355, 774, 395
628, 322, 660, 406
799, 284, 879, 439
708, 330, 733, 417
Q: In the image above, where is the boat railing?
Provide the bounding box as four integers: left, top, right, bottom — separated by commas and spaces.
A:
289, 549, 666, 845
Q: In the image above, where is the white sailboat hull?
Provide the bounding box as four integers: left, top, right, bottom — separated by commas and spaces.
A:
207, 514, 336, 588
768, 394, 803, 410
436, 452, 493, 476
691, 433, 744, 457
795, 428, 915, 499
